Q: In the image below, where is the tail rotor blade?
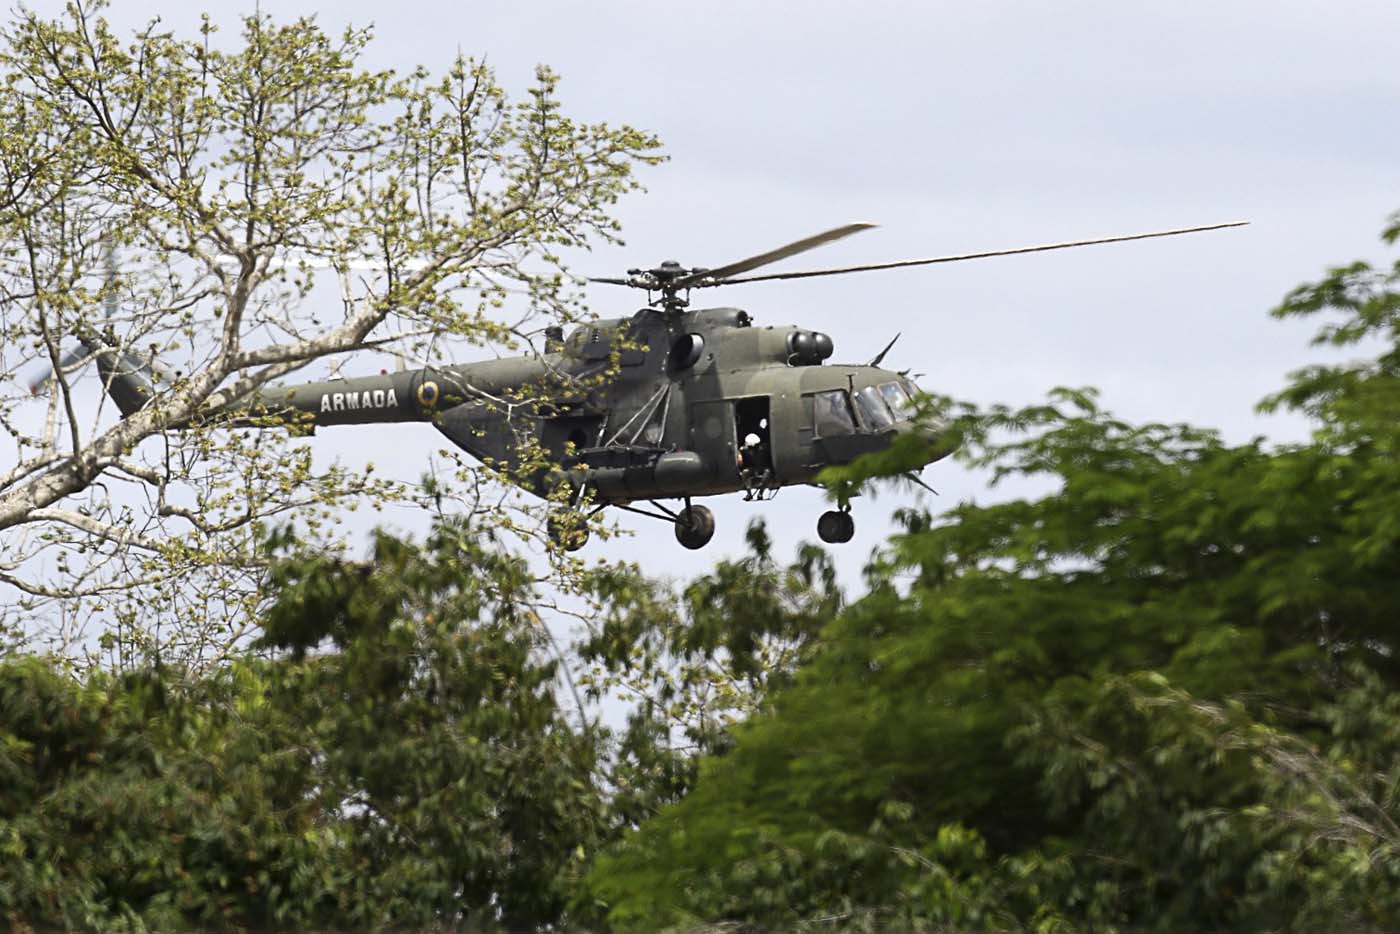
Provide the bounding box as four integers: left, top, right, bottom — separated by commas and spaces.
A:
102, 235, 118, 319
29, 346, 93, 395
29, 234, 163, 398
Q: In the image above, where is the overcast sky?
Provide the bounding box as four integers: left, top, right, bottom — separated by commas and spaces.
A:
26, 0, 1400, 587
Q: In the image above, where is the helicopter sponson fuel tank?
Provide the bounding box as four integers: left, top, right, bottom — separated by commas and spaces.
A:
564, 448, 709, 502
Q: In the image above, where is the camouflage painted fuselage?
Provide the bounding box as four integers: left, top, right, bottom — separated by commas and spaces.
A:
242, 305, 948, 505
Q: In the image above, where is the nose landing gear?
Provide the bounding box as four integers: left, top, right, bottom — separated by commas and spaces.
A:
817, 507, 854, 544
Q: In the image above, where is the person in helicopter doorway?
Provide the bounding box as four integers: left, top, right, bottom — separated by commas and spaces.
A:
740, 422, 774, 494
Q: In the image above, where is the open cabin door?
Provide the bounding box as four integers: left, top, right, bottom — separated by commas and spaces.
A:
689, 396, 775, 490
734, 396, 774, 479
689, 400, 738, 484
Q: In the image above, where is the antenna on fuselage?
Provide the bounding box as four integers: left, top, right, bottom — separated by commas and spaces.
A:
867, 332, 901, 368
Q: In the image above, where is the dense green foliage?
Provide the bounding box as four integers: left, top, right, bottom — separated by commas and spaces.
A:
579, 522, 842, 828
2, 524, 611, 929
585, 221, 1400, 930
8, 220, 1400, 930
0, 521, 832, 930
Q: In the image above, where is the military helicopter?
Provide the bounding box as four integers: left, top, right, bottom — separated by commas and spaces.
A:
37, 220, 1244, 551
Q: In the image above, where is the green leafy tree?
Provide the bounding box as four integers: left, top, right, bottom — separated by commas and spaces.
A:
0, 654, 342, 929
0, 2, 660, 662
1, 519, 622, 930
585, 218, 1400, 931
578, 521, 842, 834
256, 520, 617, 927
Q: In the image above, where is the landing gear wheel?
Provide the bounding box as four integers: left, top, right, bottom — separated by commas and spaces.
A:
547, 512, 590, 552
817, 509, 855, 544
674, 504, 716, 550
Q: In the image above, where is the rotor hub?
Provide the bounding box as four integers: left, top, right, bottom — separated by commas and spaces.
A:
622, 261, 710, 310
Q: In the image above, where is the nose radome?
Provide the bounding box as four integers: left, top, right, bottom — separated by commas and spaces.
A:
902, 419, 957, 464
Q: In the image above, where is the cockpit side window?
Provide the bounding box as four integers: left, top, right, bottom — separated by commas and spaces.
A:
879, 381, 914, 420
854, 386, 895, 430
810, 389, 856, 437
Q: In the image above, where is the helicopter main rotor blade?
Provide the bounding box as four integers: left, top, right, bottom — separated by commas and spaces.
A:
671, 222, 877, 289
707, 221, 1249, 286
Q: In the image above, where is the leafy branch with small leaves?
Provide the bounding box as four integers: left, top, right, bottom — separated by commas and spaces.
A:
0, 2, 662, 664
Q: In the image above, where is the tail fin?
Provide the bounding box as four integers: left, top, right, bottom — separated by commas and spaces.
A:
27, 234, 162, 418
85, 335, 155, 416
29, 333, 157, 417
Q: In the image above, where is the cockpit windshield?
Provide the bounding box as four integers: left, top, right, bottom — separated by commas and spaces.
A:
854, 386, 894, 430
812, 389, 857, 436
879, 381, 915, 420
